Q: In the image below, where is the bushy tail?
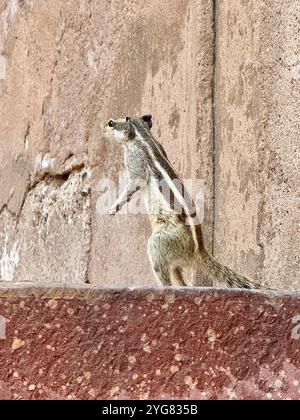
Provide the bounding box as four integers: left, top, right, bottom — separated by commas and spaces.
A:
194, 225, 271, 290
196, 251, 270, 290
207, 255, 266, 289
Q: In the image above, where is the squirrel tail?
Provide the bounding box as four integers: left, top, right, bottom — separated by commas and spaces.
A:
194, 225, 270, 290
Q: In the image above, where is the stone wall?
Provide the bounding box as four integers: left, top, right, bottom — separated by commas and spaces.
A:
0, 285, 299, 400
214, 0, 300, 291
0, 0, 299, 290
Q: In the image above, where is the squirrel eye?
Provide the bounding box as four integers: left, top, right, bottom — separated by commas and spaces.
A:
108, 120, 115, 128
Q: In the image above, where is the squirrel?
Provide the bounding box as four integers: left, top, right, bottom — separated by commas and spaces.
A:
104, 114, 268, 290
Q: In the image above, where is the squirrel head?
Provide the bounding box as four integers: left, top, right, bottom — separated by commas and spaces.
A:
104, 115, 153, 145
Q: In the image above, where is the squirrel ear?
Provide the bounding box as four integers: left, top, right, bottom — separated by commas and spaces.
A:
142, 114, 153, 129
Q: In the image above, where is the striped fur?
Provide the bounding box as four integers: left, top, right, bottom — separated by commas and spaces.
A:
105, 115, 269, 290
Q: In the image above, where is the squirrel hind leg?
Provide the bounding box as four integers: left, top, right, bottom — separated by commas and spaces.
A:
148, 232, 172, 287
151, 263, 188, 288
171, 266, 187, 287
148, 228, 191, 288
151, 263, 172, 287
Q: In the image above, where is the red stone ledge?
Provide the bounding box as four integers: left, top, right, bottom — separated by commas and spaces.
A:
0, 284, 299, 400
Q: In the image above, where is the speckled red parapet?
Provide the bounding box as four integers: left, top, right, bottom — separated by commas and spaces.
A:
0, 284, 299, 400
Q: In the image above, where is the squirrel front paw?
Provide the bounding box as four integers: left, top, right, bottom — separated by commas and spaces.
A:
109, 206, 119, 216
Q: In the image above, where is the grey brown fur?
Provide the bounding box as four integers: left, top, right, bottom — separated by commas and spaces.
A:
104, 115, 268, 290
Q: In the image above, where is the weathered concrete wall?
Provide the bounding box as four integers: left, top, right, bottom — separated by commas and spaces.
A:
0, 0, 299, 290
0, 285, 299, 400
214, 0, 300, 290
0, 0, 215, 288
90, 0, 215, 288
